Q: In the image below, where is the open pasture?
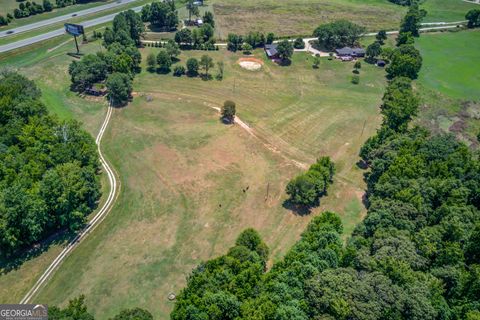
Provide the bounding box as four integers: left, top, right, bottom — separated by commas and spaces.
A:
0, 31, 387, 318
421, 0, 479, 23
32, 47, 386, 318
210, 0, 406, 38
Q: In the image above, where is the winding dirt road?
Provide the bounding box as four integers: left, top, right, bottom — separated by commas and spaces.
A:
20, 105, 118, 304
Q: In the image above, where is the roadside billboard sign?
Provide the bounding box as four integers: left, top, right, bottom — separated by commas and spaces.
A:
64, 23, 84, 36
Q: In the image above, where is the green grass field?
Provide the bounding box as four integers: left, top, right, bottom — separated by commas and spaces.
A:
0, 0, 23, 15
416, 29, 480, 147
421, 0, 479, 23
0, 36, 387, 317
210, 0, 406, 38
416, 30, 480, 101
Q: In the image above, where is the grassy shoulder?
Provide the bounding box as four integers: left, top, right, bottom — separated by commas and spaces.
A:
30, 46, 385, 318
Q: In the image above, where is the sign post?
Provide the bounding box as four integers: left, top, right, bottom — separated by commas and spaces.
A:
64, 23, 84, 55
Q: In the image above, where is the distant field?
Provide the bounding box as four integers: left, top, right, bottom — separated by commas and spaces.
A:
0, 0, 19, 15
416, 29, 480, 147
421, 0, 479, 22
416, 30, 480, 101
210, 0, 406, 38
0, 46, 385, 318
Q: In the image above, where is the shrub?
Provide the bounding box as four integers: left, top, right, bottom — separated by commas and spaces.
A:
173, 65, 185, 77
293, 38, 305, 49
242, 43, 253, 55
156, 50, 172, 72
351, 75, 360, 84
186, 57, 199, 76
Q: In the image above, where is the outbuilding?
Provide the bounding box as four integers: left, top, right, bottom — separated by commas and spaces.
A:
265, 44, 279, 59
376, 60, 386, 67
335, 47, 366, 58
85, 85, 106, 96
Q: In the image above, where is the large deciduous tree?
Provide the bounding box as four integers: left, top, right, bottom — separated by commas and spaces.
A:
313, 20, 366, 50
400, 3, 426, 37
106, 72, 132, 106
276, 39, 294, 62
386, 44, 422, 79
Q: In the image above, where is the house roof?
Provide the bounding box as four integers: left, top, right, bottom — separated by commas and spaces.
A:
265, 44, 278, 57
335, 47, 365, 55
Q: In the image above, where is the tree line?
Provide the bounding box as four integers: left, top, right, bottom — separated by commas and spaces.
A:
0, 71, 101, 257
49, 295, 154, 320
68, 9, 144, 106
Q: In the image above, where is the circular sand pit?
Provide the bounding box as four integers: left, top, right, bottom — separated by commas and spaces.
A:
238, 57, 263, 71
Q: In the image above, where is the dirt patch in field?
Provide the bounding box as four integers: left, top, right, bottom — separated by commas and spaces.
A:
238, 57, 264, 71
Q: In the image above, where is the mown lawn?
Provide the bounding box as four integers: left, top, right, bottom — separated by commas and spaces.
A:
210, 0, 406, 38
416, 29, 480, 147
421, 0, 479, 23
416, 30, 480, 101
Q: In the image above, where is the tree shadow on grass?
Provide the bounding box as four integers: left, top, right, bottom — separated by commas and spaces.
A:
0, 229, 76, 275
356, 159, 368, 170
201, 74, 213, 81
278, 59, 292, 67
282, 199, 312, 216
156, 67, 171, 75
220, 117, 234, 125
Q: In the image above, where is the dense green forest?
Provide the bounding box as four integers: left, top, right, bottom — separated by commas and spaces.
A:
0, 71, 101, 257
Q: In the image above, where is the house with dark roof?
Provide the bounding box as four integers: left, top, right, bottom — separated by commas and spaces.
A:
335, 47, 366, 58
265, 44, 279, 59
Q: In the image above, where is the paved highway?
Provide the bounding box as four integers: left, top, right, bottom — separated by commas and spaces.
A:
0, 5, 142, 53
0, 0, 139, 38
